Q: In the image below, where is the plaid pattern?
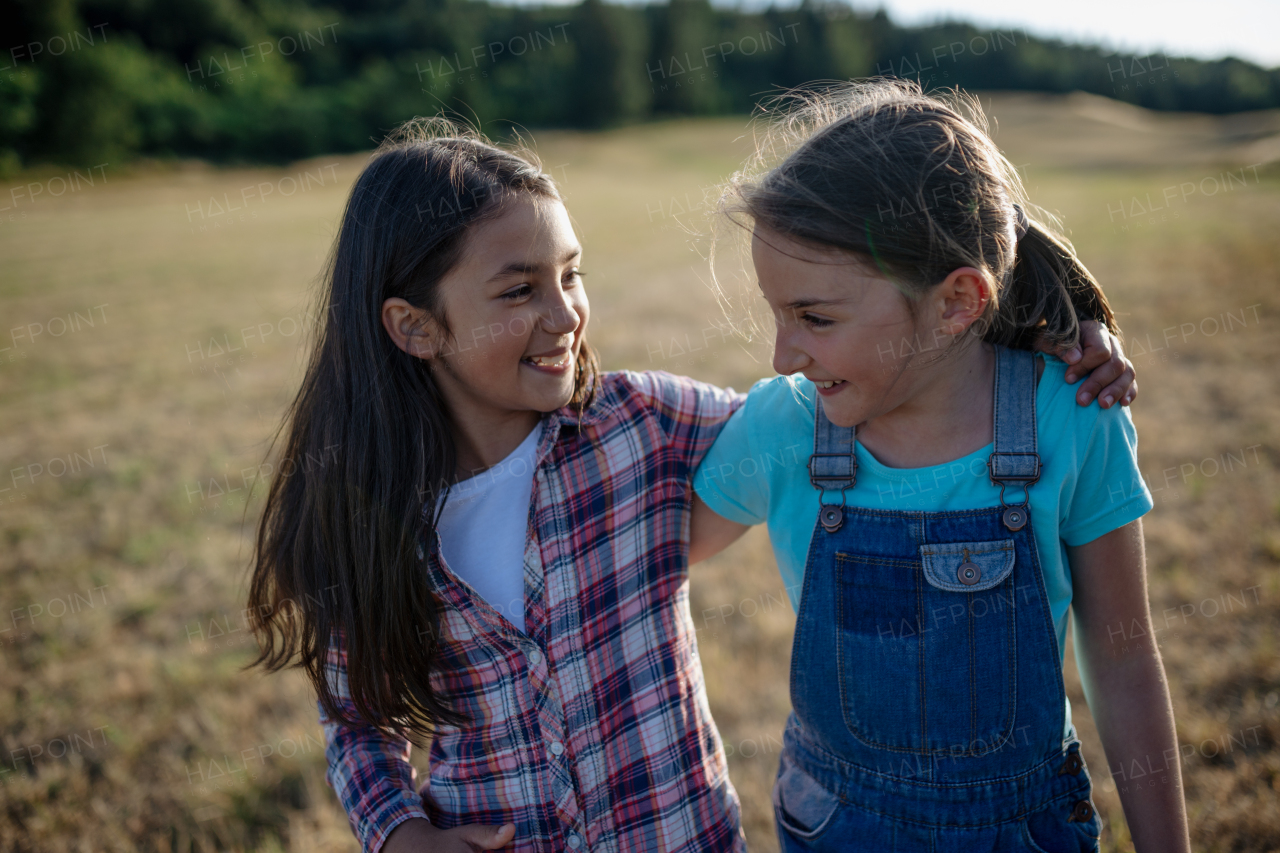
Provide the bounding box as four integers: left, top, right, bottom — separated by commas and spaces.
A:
320, 370, 747, 853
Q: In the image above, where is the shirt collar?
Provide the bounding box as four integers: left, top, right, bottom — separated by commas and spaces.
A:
534, 380, 619, 464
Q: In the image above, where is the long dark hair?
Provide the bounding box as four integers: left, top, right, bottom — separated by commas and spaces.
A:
721, 79, 1116, 350
246, 119, 597, 740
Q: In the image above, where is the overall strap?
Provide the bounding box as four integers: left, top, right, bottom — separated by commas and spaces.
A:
809, 398, 856, 533
987, 345, 1041, 531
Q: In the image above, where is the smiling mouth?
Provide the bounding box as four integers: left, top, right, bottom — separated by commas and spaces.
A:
522, 352, 572, 368
813, 379, 846, 389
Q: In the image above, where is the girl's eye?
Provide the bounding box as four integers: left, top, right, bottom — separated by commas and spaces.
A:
500, 284, 532, 301
564, 269, 585, 286
801, 313, 833, 328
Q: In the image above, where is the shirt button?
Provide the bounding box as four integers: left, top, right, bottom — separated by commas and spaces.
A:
549, 740, 565, 756
528, 648, 542, 665
566, 834, 583, 849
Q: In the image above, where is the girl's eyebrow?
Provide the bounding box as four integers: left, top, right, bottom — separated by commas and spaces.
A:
784, 297, 850, 310
489, 247, 582, 281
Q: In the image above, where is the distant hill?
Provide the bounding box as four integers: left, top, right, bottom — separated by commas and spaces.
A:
2, 0, 1277, 169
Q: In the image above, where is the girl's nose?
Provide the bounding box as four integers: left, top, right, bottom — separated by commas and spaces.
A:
540, 291, 581, 335
772, 318, 808, 376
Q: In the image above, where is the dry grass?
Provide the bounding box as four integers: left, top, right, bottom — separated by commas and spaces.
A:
0, 93, 1277, 852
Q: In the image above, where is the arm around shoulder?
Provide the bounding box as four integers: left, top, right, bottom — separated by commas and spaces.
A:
621, 370, 743, 428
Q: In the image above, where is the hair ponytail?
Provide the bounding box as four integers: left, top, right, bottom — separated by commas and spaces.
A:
993, 215, 1117, 352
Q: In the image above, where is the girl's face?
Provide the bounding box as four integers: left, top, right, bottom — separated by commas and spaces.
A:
390, 195, 589, 425
752, 225, 985, 429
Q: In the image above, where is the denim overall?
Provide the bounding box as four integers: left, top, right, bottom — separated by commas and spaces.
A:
773, 346, 1102, 853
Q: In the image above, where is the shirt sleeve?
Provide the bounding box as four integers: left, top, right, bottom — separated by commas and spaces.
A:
319, 629, 431, 852
621, 370, 745, 473
1059, 403, 1154, 546
693, 401, 770, 526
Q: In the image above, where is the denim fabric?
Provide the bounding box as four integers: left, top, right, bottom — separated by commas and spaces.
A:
775, 347, 1101, 852
773, 729, 1101, 853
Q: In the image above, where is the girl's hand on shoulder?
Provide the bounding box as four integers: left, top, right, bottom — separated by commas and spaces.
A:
383, 818, 514, 852
1044, 320, 1137, 409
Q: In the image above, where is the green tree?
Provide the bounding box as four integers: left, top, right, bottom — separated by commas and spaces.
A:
570, 0, 650, 127
648, 0, 726, 115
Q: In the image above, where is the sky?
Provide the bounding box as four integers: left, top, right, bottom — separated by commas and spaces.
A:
499, 0, 1279, 68
852, 0, 1279, 68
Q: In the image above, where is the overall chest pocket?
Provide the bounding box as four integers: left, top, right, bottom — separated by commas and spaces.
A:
834, 540, 1018, 756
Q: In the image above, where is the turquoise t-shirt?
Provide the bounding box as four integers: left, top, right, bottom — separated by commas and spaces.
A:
694, 354, 1154, 738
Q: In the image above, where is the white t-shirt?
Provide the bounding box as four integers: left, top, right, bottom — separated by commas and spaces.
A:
434, 422, 541, 633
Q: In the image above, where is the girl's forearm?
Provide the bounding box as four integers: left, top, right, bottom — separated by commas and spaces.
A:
1077, 638, 1191, 853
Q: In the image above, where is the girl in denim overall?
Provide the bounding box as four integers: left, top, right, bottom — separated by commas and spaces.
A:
691, 81, 1189, 852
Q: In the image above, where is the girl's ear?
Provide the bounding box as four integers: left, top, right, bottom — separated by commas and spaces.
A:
382, 297, 445, 360
935, 266, 993, 337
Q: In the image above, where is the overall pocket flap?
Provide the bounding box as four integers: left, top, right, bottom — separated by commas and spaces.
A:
919, 539, 1015, 592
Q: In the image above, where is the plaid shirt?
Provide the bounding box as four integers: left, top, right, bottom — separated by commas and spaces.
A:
320, 371, 747, 853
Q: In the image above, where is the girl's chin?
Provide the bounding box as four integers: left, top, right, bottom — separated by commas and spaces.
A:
818, 400, 867, 430
523, 378, 577, 412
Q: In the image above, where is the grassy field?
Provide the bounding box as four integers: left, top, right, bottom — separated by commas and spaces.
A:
1, 92, 1278, 852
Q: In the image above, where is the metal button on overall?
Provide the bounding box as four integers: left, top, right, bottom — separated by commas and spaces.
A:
820, 505, 844, 533
1002, 506, 1027, 531
955, 546, 983, 585
1060, 752, 1084, 775
1070, 800, 1094, 822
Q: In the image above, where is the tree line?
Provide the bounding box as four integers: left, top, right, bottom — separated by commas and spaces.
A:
1, 0, 1276, 170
